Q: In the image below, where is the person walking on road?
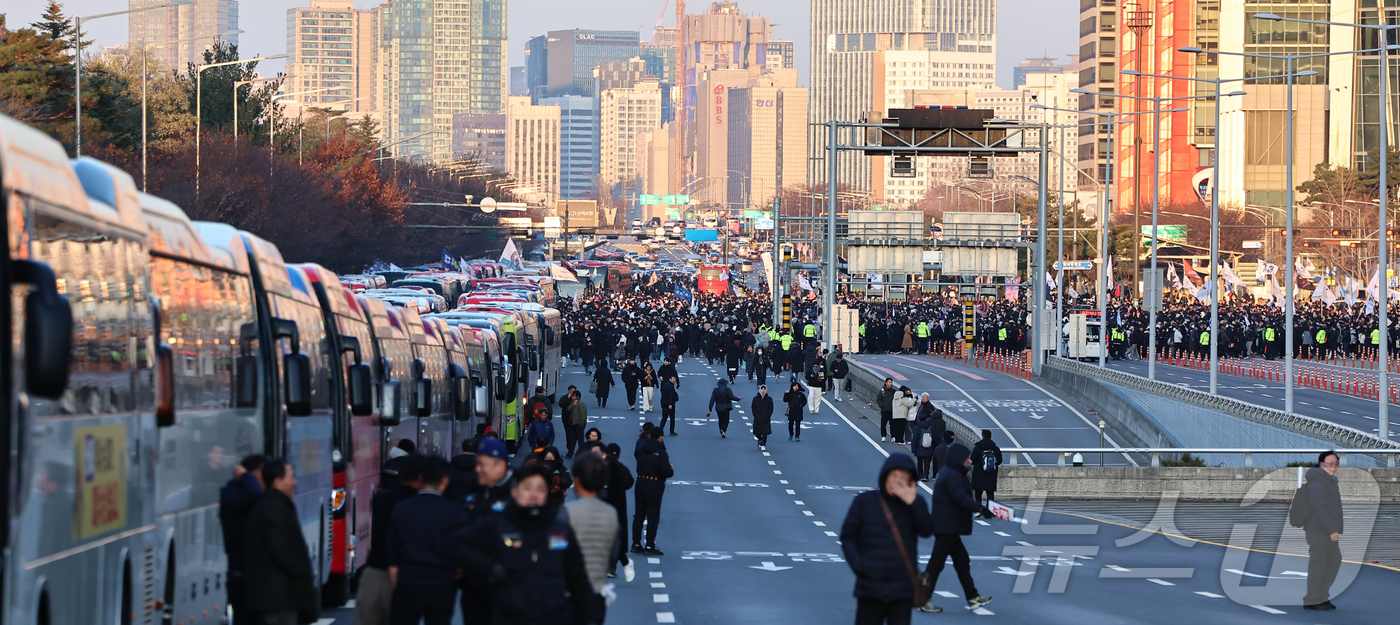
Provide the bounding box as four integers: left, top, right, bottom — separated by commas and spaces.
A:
910, 410, 937, 482
919, 443, 993, 613
243, 459, 318, 625
783, 381, 806, 442
632, 428, 674, 556
220, 454, 265, 625
970, 430, 1003, 513
891, 387, 916, 444
593, 365, 615, 408
804, 361, 825, 414
838, 454, 934, 625
1303, 451, 1344, 611
830, 353, 849, 402
659, 374, 680, 436
640, 362, 657, 414
755, 345, 771, 386
562, 388, 589, 459
878, 378, 897, 442
707, 378, 742, 438
387, 456, 468, 625
564, 454, 619, 622
622, 357, 643, 410
933, 431, 955, 476
751, 385, 774, 450
603, 443, 635, 580
726, 338, 744, 383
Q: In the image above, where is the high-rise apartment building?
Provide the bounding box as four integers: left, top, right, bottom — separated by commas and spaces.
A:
599, 82, 663, 191
594, 58, 652, 93
1077, 0, 1117, 213
524, 30, 641, 98
537, 96, 599, 199
129, 0, 239, 70
726, 69, 807, 211
766, 40, 796, 70
681, 2, 773, 206
810, 0, 996, 188
641, 28, 677, 82
285, 0, 375, 112
374, 0, 508, 161
506, 96, 562, 202
452, 113, 507, 171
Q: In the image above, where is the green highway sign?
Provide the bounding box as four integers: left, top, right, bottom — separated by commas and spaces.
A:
662, 194, 690, 205
1141, 224, 1187, 246
640, 194, 661, 205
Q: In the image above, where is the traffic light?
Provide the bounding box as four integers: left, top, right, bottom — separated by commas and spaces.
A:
1389, 228, 1395, 237
1301, 240, 1314, 248
1332, 228, 1343, 237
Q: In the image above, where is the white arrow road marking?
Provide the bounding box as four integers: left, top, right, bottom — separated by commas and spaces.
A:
1027, 413, 1045, 420
995, 566, 1034, 576
703, 486, 731, 493
750, 561, 793, 571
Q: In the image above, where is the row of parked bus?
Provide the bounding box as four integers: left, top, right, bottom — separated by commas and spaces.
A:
0, 113, 563, 625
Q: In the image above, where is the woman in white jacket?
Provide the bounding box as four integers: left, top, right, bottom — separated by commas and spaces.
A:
891, 386, 917, 444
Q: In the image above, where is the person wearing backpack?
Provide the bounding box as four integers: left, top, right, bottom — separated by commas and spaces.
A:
911, 408, 938, 481
1301, 451, 1344, 611
970, 430, 1003, 516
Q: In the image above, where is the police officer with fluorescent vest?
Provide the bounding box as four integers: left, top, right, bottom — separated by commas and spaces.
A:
916, 321, 931, 354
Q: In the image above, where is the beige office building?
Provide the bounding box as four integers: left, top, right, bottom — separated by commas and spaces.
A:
640, 126, 673, 221
285, 0, 376, 112
599, 81, 663, 191
726, 69, 807, 211
129, 0, 239, 70
694, 68, 752, 207
506, 96, 562, 203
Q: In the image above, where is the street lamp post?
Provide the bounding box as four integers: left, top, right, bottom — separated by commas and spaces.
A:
1070, 89, 1236, 381
74, 0, 191, 156
1182, 39, 1386, 416
139, 28, 241, 191
233, 75, 286, 144
196, 54, 287, 205
1122, 66, 1315, 393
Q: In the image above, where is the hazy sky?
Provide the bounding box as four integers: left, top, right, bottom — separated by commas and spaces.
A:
6, 0, 1076, 88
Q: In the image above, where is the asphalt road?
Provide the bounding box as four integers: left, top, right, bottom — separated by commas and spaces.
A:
316, 350, 1400, 623
1100, 358, 1397, 440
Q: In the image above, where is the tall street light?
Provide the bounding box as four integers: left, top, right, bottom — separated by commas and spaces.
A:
1122, 67, 1316, 394
1034, 104, 1170, 369
1181, 42, 1385, 416
1225, 14, 1396, 437
233, 75, 286, 143
269, 89, 334, 170
139, 28, 242, 191
196, 54, 287, 205
75, 0, 191, 156
1070, 89, 1240, 381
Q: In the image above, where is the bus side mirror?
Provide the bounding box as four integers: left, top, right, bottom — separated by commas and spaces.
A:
155, 344, 175, 427
529, 347, 540, 372
348, 362, 373, 416
380, 380, 402, 425
545, 326, 556, 346
414, 378, 432, 417
284, 352, 312, 416
449, 364, 470, 422
234, 355, 258, 407
472, 370, 489, 419
13, 260, 72, 399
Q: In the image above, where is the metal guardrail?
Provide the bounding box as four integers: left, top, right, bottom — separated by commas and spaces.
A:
1047, 356, 1400, 451
999, 447, 1400, 469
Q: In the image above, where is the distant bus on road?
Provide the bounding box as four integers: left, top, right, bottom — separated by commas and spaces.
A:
698, 264, 729, 294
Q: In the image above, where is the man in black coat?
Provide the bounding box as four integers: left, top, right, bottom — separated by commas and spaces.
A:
839, 454, 934, 623
632, 429, 674, 555
603, 443, 635, 579
388, 456, 469, 625
243, 459, 318, 625
920, 443, 993, 613
219, 454, 264, 625
659, 375, 680, 436
830, 354, 849, 401
750, 385, 774, 449
877, 378, 897, 442
970, 429, 1003, 515
1303, 451, 1344, 610
622, 358, 643, 410
356, 454, 422, 625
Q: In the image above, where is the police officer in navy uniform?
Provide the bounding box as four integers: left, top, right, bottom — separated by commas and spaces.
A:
458, 438, 514, 620
454, 463, 596, 624
387, 456, 468, 625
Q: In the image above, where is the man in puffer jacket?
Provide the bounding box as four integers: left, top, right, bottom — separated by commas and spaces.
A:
919, 443, 994, 614
839, 454, 934, 623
